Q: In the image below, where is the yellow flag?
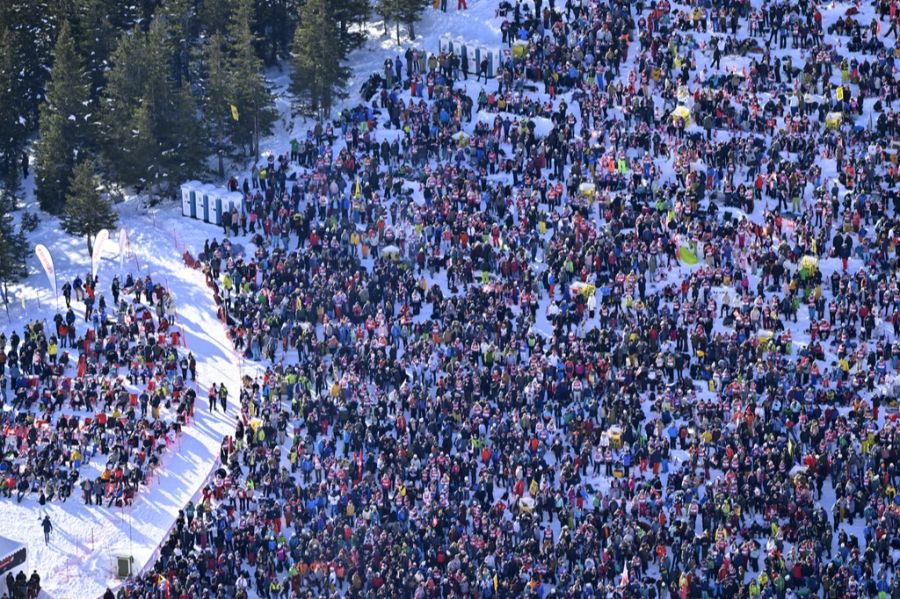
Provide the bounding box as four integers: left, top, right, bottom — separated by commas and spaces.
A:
787, 439, 793, 457
230, 104, 239, 121
354, 177, 361, 198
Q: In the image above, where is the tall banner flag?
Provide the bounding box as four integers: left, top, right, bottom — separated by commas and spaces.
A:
92, 229, 109, 278
34, 244, 57, 297
118, 229, 128, 270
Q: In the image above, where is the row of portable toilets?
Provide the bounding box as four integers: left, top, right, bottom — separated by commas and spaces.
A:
439, 35, 498, 79
180, 181, 245, 226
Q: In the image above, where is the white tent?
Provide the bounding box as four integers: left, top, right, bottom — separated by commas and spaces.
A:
0, 536, 27, 596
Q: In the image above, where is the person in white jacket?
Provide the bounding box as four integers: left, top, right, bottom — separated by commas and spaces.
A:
720, 291, 731, 318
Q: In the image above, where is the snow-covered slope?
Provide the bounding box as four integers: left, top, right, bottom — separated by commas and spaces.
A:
0, 194, 245, 598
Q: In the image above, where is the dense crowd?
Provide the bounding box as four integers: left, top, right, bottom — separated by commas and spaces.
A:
118, 0, 899, 597
0, 273, 196, 508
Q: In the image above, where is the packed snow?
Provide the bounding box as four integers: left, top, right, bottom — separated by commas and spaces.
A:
1, 0, 899, 598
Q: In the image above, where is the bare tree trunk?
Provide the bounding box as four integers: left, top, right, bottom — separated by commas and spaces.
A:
254, 109, 260, 160
1, 280, 10, 323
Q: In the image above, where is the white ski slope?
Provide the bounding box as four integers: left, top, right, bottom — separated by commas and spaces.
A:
0, 195, 245, 598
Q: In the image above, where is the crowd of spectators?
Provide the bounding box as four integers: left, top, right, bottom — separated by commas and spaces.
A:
0, 274, 196, 509
103, 0, 900, 597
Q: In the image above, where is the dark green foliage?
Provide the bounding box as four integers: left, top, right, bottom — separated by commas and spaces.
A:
4, 0, 368, 209
328, 0, 371, 53
223, 0, 276, 158
378, 0, 431, 43
34, 22, 93, 214
198, 0, 237, 36
101, 17, 205, 197
0, 25, 29, 188
72, 0, 121, 98
251, 0, 299, 65
0, 0, 66, 188
199, 32, 232, 176
0, 189, 28, 293
290, 0, 350, 117
61, 158, 118, 255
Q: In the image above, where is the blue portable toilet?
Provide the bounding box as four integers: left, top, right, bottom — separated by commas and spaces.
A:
181, 182, 197, 219
198, 186, 210, 223
223, 191, 245, 218
213, 195, 223, 225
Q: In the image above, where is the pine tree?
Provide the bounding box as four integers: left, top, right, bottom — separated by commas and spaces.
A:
226, 0, 276, 158
0, 1, 66, 139
157, 0, 195, 87
378, 0, 431, 44
72, 0, 120, 100
251, 0, 296, 65
102, 16, 205, 197
144, 15, 205, 197
135, 0, 165, 31
118, 100, 159, 188
290, 0, 350, 118
0, 25, 28, 188
200, 32, 233, 176
199, 0, 237, 36
101, 29, 148, 186
34, 22, 92, 214
0, 0, 77, 188
160, 81, 205, 191
0, 188, 28, 313
332, 0, 371, 51
61, 159, 118, 256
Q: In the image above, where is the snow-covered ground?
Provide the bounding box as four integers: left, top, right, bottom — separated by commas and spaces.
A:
1, 0, 897, 596
0, 189, 247, 597
1, 5, 504, 597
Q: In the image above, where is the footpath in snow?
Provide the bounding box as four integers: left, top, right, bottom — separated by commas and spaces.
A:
0, 198, 245, 598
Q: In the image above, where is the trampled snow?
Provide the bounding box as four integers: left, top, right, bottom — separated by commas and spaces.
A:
0, 0, 897, 596
0, 191, 246, 598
